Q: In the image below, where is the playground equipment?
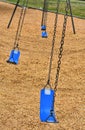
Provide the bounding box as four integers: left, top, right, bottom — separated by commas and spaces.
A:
7, 0, 49, 38
40, 0, 74, 123
41, 0, 48, 38
7, 0, 28, 64
7, 0, 75, 36
6, 0, 76, 121
41, 0, 76, 38
7, 0, 20, 28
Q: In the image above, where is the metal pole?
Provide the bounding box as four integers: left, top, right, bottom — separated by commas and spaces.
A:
68, 0, 76, 34
7, 0, 20, 28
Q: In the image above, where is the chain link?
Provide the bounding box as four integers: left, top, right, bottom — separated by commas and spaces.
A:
44, 0, 60, 88
14, 0, 28, 49
54, 0, 70, 92
41, 0, 48, 27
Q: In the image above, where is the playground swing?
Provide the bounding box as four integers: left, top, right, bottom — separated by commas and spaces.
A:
7, 0, 28, 64
41, 0, 75, 39
41, 0, 48, 38
40, 0, 70, 123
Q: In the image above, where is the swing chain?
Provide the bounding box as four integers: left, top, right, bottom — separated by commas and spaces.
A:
14, 0, 28, 50
41, 0, 48, 26
14, 42, 19, 50
54, 0, 70, 93
45, 0, 60, 88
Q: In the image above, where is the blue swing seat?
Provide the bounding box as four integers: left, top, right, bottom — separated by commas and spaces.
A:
40, 88, 58, 123
7, 49, 20, 64
42, 31, 48, 38
41, 25, 46, 30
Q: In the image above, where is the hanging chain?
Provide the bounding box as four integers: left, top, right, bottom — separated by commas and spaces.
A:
14, 0, 25, 49
14, 0, 28, 49
41, 0, 48, 27
54, 0, 70, 92
43, 0, 48, 26
44, 0, 60, 88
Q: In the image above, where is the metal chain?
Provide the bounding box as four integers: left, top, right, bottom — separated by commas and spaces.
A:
41, 0, 48, 27
54, 0, 69, 92
16, 0, 28, 46
14, 0, 25, 49
14, 0, 28, 49
44, 0, 60, 88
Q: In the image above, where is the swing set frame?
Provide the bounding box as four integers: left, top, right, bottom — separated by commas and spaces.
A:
7, 0, 75, 34
6, 0, 76, 123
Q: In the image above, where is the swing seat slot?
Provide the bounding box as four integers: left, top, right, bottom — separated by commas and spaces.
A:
7, 49, 20, 64
42, 31, 48, 38
40, 88, 58, 123
41, 25, 46, 30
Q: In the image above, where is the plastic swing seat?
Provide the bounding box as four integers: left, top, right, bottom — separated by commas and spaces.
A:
42, 31, 48, 38
41, 25, 46, 30
40, 88, 58, 123
7, 49, 20, 64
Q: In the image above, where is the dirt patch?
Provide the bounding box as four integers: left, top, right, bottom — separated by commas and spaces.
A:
0, 2, 85, 130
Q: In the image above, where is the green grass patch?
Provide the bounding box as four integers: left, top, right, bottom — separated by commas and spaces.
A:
7, 0, 85, 19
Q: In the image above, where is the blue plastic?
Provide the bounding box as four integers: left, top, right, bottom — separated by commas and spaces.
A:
7, 49, 20, 64
42, 31, 48, 38
40, 88, 58, 123
41, 25, 46, 30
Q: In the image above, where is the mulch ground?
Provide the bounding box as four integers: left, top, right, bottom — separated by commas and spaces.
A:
0, 2, 85, 130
